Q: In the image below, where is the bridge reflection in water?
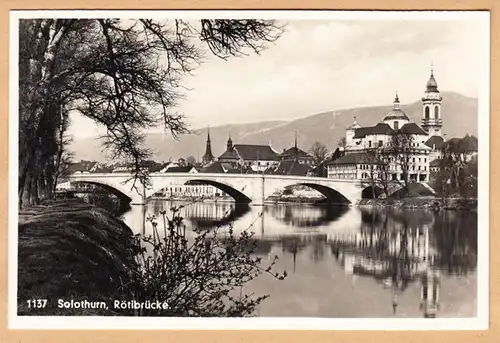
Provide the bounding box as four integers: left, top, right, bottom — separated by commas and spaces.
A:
121, 201, 477, 318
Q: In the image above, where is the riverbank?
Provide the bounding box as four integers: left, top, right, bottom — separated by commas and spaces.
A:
149, 196, 235, 203
357, 196, 477, 211
265, 195, 325, 204
18, 198, 140, 315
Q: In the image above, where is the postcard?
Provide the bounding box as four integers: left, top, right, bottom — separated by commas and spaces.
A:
9, 9, 490, 330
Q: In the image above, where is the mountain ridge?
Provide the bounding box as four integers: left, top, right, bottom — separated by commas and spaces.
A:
68, 91, 478, 163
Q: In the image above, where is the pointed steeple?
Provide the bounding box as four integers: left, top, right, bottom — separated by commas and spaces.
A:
227, 132, 233, 151
294, 131, 298, 149
202, 127, 214, 165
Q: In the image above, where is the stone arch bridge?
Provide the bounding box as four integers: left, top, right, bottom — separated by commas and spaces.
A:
67, 172, 372, 205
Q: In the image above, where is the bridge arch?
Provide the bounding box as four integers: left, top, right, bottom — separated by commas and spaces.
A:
149, 179, 252, 204
69, 180, 134, 203
287, 182, 352, 205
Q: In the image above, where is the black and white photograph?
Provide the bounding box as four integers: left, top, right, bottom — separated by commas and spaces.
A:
9, 10, 489, 330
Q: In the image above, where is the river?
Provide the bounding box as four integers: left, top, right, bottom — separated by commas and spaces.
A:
120, 200, 477, 318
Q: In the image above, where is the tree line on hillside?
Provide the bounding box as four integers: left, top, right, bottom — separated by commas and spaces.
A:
18, 18, 284, 208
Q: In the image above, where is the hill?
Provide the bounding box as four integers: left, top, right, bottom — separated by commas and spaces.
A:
68, 91, 478, 162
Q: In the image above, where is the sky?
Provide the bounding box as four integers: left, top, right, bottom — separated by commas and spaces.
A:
68, 14, 486, 139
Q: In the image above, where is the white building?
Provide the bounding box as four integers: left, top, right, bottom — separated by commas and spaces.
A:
151, 166, 228, 199
328, 67, 445, 184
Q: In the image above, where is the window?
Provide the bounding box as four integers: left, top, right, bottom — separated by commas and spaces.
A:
434, 106, 439, 119
412, 158, 415, 162
425, 106, 430, 119
368, 141, 372, 148
378, 140, 383, 147
394, 121, 399, 130
424, 158, 427, 162
419, 158, 421, 162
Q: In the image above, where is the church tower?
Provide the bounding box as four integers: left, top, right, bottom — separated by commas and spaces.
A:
421, 65, 443, 137
202, 127, 215, 165
226, 132, 233, 151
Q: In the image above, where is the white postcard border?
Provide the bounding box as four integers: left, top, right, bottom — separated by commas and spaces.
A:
8, 9, 490, 330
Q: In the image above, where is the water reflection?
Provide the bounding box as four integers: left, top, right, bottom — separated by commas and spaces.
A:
120, 201, 477, 318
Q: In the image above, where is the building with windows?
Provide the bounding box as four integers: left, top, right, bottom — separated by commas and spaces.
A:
328, 67, 446, 184
216, 135, 280, 172
278, 132, 315, 166
151, 165, 229, 199
266, 132, 314, 176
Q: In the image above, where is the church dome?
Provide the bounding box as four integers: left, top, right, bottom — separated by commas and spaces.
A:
384, 108, 409, 121
383, 93, 410, 121
425, 66, 439, 93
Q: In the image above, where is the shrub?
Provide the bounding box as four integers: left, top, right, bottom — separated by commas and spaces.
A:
129, 206, 287, 317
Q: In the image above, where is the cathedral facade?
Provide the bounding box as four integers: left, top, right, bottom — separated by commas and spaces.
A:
328, 67, 445, 184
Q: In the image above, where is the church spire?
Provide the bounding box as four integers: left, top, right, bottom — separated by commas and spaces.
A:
294, 131, 298, 149
227, 131, 233, 151
202, 127, 214, 165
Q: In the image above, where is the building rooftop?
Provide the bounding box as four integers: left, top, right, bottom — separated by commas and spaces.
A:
165, 166, 197, 173
219, 144, 279, 161
200, 161, 226, 173
424, 135, 445, 150
328, 152, 375, 165
66, 160, 100, 173
270, 159, 311, 176
398, 123, 428, 136
279, 146, 312, 160
353, 123, 395, 139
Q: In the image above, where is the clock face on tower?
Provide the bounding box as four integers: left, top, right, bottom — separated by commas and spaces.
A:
423, 92, 442, 101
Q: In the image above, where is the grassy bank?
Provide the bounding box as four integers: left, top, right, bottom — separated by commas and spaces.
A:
18, 198, 140, 316
357, 196, 477, 211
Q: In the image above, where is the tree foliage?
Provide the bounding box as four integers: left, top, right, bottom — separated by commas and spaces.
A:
361, 147, 391, 198
359, 132, 415, 199
129, 207, 287, 316
389, 131, 415, 193
185, 156, 197, 166
337, 137, 346, 150
431, 135, 478, 198
18, 18, 284, 207
309, 141, 329, 166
